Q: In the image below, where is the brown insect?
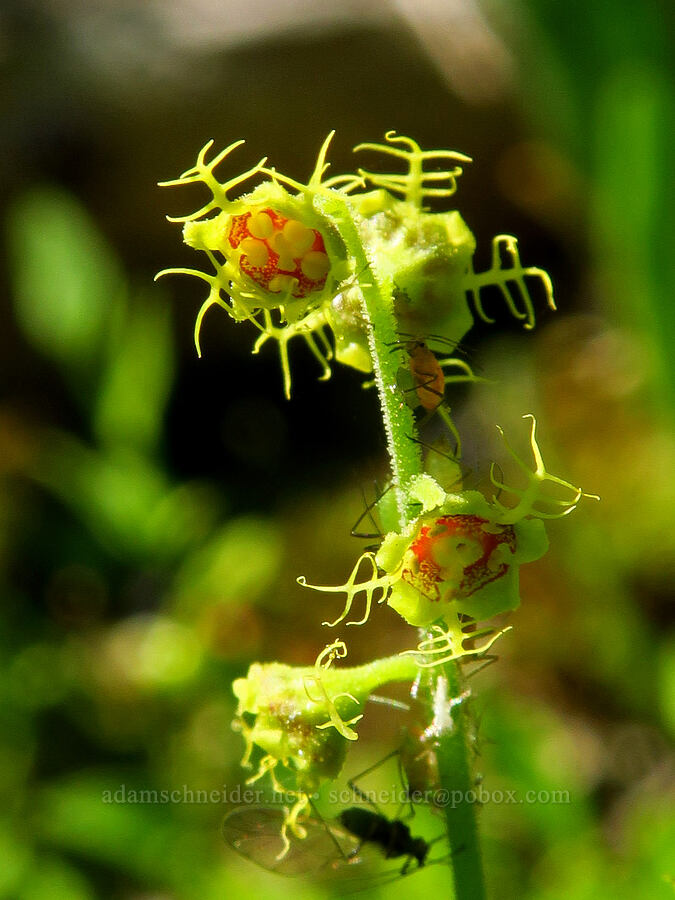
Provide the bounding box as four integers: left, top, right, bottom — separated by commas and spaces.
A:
388, 334, 480, 459
389, 334, 475, 413
407, 341, 446, 411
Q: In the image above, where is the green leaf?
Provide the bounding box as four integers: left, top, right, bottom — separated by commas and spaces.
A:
94, 291, 174, 454
6, 186, 124, 376
20, 855, 94, 900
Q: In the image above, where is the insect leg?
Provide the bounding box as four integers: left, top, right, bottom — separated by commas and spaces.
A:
347, 748, 403, 812
307, 797, 352, 863
464, 652, 500, 680
394, 748, 415, 821
350, 482, 391, 540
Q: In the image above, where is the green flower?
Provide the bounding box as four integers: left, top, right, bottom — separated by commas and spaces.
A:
159, 132, 554, 398
299, 420, 596, 662
380, 495, 548, 628
232, 642, 417, 793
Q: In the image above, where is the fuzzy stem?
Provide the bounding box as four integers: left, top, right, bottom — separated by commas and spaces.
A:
321, 193, 486, 899
316, 192, 421, 525
435, 665, 486, 900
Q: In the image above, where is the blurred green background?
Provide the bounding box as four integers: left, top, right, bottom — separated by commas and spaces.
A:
1, 0, 673, 898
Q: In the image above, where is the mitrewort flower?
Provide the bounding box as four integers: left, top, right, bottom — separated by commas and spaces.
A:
378, 491, 547, 629
232, 641, 417, 856
158, 132, 555, 397
299, 418, 597, 665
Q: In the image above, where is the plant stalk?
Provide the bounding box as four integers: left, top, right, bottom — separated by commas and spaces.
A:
334, 213, 486, 900
321, 192, 486, 897
435, 663, 486, 900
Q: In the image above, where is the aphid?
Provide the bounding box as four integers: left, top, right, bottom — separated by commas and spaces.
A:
407, 340, 447, 411
338, 806, 430, 872
388, 333, 476, 412
388, 334, 481, 459
222, 804, 437, 881
399, 726, 441, 804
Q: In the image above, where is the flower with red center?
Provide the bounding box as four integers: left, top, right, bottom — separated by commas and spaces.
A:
302, 478, 551, 633
228, 207, 331, 298
381, 489, 549, 628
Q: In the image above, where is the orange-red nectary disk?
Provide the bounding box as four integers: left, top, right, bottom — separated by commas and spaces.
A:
404, 514, 516, 603
228, 208, 331, 298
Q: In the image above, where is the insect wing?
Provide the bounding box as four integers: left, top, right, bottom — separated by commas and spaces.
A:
308, 843, 449, 897
222, 806, 360, 876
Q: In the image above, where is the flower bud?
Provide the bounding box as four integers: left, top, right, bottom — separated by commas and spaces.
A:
232, 652, 418, 794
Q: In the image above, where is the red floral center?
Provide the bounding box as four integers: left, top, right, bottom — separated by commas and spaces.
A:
228, 208, 330, 298
402, 514, 516, 603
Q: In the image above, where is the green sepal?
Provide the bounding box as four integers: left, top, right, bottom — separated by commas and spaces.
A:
324, 284, 372, 372
352, 193, 476, 342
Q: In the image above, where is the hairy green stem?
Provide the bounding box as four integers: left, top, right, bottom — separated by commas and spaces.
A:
435, 665, 486, 900
317, 194, 421, 526
323, 194, 487, 899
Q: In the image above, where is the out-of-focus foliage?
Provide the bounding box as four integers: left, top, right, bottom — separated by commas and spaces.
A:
1, 0, 672, 898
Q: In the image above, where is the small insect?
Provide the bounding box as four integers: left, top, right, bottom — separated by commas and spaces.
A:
388, 333, 476, 412
222, 804, 441, 883
388, 334, 481, 459
407, 340, 447, 411
399, 727, 441, 804
339, 806, 429, 872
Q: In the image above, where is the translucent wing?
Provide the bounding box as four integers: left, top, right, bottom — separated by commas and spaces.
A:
222, 806, 361, 876
223, 805, 451, 894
